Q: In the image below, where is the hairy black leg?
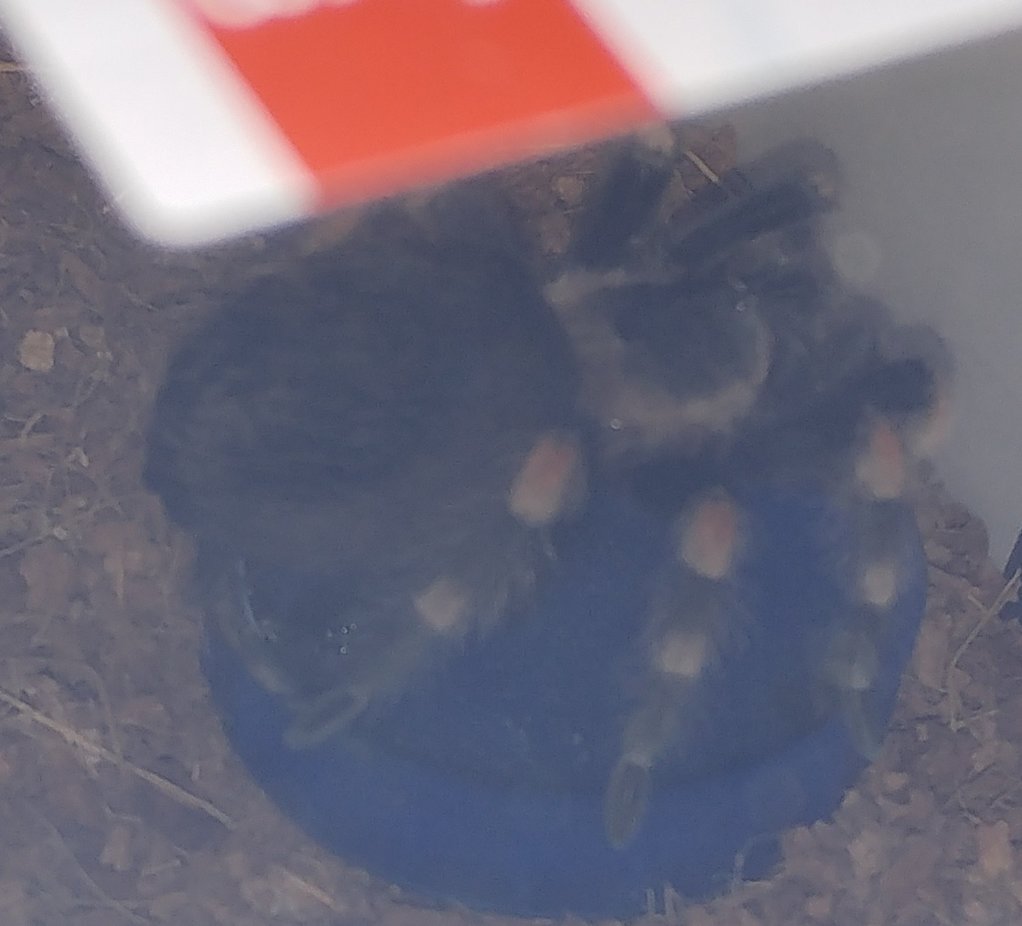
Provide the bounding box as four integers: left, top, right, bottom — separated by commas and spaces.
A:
604, 490, 743, 847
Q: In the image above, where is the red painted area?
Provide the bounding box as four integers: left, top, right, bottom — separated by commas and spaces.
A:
195, 0, 656, 203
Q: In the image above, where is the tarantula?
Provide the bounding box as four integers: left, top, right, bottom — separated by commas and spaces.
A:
144, 129, 949, 852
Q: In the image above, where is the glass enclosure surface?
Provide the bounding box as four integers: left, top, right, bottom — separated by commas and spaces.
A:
0, 27, 1019, 926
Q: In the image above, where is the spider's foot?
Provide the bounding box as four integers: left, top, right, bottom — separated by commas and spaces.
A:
604, 754, 654, 850
821, 597, 893, 761
223, 565, 485, 749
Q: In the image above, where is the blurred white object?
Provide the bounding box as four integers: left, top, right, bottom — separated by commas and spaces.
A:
577, 0, 1022, 111
1, 0, 1021, 245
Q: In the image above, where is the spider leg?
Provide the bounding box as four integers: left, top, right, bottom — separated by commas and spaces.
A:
823, 330, 951, 757
219, 428, 587, 747
817, 418, 908, 757
282, 573, 478, 747
661, 139, 841, 280
604, 490, 743, 847
566, 130, 681, 271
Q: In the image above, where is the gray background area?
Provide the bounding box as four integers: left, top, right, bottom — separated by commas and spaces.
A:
726, 27, 1022, 564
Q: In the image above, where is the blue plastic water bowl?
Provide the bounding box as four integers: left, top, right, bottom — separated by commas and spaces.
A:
204, 485, 926, 920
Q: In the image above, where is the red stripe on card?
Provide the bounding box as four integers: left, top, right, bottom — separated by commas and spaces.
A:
197, 0, 657, 202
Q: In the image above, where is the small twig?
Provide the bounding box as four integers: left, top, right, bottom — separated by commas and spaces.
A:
0, 433, 58, 450
8, 657, 125, 763
944, 570, 1021, 730
987, 779, 1022, 813
0, 685, 234, 829
277, 866, 346, 915
681, 147, 722, 185
0, 61, 22, 73
926, 563, 980, 598
0, 532, 48, 561
996, 567, 1022, 611
953, 789, 983, 826
949, 569, 1020, 672
31, 808, 152, 925
17, 409, 46, 440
